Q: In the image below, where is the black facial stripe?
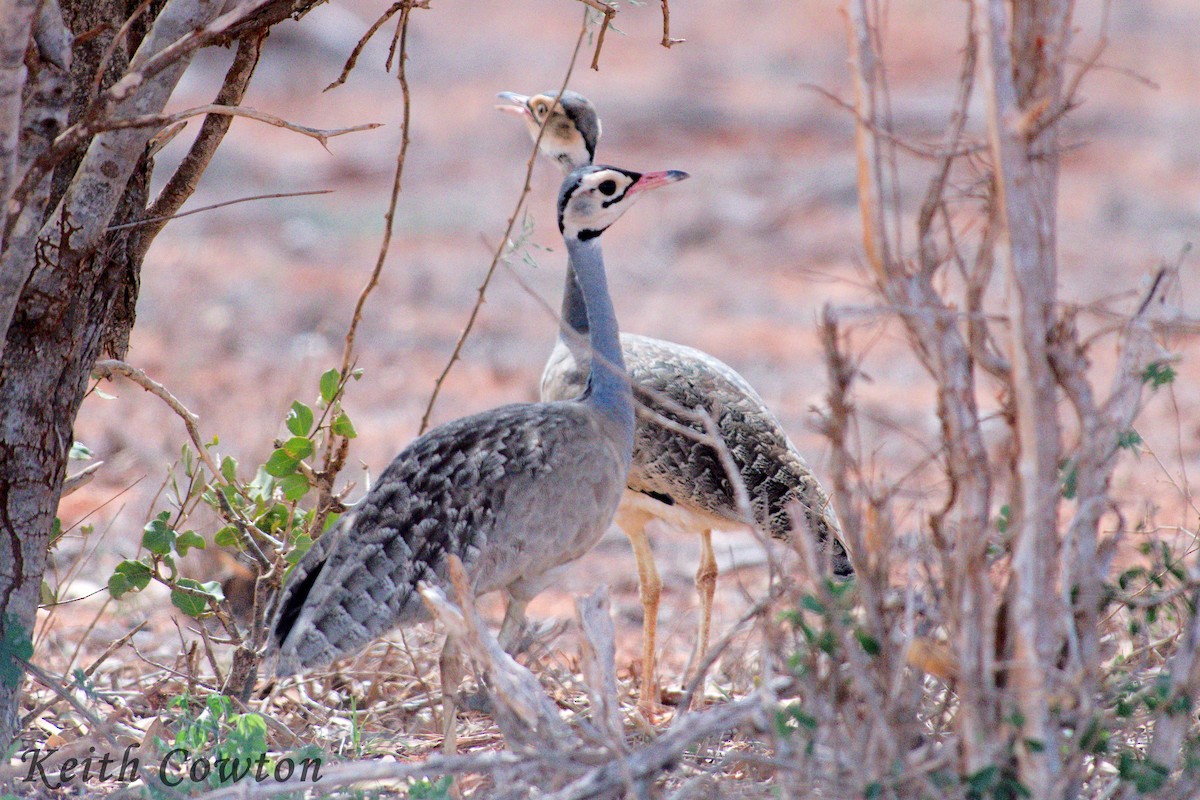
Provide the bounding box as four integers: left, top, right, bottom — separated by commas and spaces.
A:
557, 180, 578, 233
578, 227, 605, 240
600, 186, 630, 208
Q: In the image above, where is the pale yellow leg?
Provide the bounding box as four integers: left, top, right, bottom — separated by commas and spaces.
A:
439, 637, 463, 755
690, 529, 718, 688
616, 506, 661, 716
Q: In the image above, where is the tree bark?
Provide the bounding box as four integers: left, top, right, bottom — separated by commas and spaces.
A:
976, 0, 1071, 794
0, 0, 224, 752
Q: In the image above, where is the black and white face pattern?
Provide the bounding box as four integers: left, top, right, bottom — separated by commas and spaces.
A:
557, 166, 688, 240
497, 90, 598, 172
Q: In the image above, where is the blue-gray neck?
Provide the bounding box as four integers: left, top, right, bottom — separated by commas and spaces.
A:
564, 236, 633, 466
560, 262, 589, 346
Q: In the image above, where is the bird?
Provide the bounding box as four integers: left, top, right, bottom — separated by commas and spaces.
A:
498, 90, 852, 714
270, 162, 689, 747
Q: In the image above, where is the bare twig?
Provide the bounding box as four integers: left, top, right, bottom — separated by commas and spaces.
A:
323, 0, 433, 92
574, 588, 625, 750
61, 461, 103, 497
132, 32, 265, 260
575, 0, 616, 70
308, 0, 421, 539
420, 556, 587, 757
18, 658, 120, 748
417, 13, 589, 434
107, 189, 334, 232
660, 0, 684, 48
92, 102, 380, 149
337, 0, 418, 384
91, 360, 270, 570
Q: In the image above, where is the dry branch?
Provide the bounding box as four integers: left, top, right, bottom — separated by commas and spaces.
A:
132, 32, 265, 261
420, 556, 586, 758
418, 12, 590, 434
575, 0, 616, 70
0, 0, 41, 226
846, 0, 997, 773
976, 0, 1071, 790
574, 587, 625, 750
659, 0, 684, 48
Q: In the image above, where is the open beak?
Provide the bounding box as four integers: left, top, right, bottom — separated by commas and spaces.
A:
495, 91, 532, 118
628, 170, 689, 196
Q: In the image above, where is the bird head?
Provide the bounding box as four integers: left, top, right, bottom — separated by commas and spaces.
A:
497, 90, 600, 173
557, 165, 688, 240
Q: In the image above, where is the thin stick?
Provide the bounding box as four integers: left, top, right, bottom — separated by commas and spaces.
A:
417, 12, 590, 434
324, 0, 432, 92
132, 32, 266, 262
18, 659, 121, 748
91, 360, 269, 568
337, 1, 418, 384
575, 0, 617, 70
660, 0, 685, 47
107, 189, 332, 232
97, 102, 381, 150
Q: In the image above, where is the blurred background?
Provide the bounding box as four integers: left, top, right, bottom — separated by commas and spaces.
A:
54, 0, 1200, 673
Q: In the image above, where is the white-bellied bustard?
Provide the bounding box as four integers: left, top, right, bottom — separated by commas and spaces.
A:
499, 90, 852, 714
270, 162, 688, 746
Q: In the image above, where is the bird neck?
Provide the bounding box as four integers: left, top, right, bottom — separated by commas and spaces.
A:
564, 236, 633, 464
560, 262, 590, 345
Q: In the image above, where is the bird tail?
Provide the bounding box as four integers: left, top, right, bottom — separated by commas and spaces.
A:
774, 477, 854, 578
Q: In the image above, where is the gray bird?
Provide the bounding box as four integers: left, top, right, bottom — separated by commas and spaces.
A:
499, 90, 852, 714
271, 162, 688, 744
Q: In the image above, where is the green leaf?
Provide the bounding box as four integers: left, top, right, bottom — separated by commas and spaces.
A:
108, 560, 153, 599
171, 579, 224, 618
142, 513, 176, 556
281, 436, 314, 461
214, 525, 241, 548
279, 473, 310, 502
1118, 752, 1169, 793
1142, 361, 1176, 389
254, 504, 291, 535
264, 448, 299, 478
69, 442, 94, 461
800, 595, 825, 615
996, 504, 1011, 534
220, 456, 239, 484
1117, 429, 1142, 451
175, 530, 206, 556
286, 402, 314, 437
854, 629, 881, 656
40, 581, 57, 606
1059, 458, 1078, 500
286, 533, 313, 566
1, 614, 34, 689
319, 368, 341, 404
408, 777, 453, 800
331, 412, 357, 439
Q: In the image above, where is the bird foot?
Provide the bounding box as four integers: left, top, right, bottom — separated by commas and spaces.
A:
460, 687, 494, 714
499, 616, 567, 657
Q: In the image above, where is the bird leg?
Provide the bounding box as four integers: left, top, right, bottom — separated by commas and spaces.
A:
687, 530, 719, 700
617, 508, 662, 716
439, 636, 464, 755
497, 593, 530, 655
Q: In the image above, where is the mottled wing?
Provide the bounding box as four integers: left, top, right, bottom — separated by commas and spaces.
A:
271, 402, 619, 674
542, 333, 849, 573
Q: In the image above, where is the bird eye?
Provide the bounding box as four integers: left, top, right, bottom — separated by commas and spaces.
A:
597, 179, 617, 196
534, 101, 548, 116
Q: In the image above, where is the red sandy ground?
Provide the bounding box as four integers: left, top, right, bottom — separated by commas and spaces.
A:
42, 0, 1200, 733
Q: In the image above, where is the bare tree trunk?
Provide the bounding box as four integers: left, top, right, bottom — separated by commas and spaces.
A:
0, 0, 322, 753
976, 0, 1072, 794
